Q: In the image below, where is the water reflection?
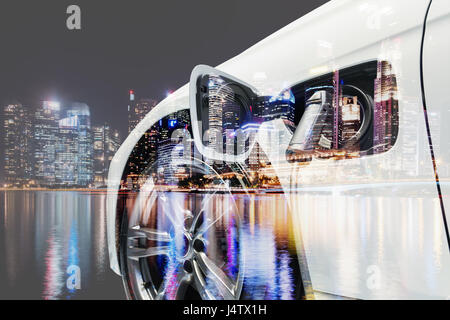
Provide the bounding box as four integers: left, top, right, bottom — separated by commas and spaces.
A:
128, 191, 303, 300
291, 190, 450, 299
239, 195, 298, 300
1, 190, 448, 299
134, 190, 450, 300
0, 191, 125, 300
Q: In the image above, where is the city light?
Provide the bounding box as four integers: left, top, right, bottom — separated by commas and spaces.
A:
43, 101, 61, 110
2, 100, 121, 189
168, 119, 177, 128
268, 89, 295, 104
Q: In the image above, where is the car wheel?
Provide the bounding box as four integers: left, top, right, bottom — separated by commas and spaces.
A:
119, 160, 244, 300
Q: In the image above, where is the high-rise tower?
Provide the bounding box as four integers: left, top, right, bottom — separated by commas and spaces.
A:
34, 101, 61, 186
3, 103, 33, 187
128, 90, 157, 133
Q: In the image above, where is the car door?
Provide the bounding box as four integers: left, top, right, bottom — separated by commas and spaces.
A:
216, 0, 449, 299
281, 0, 450, 300
422, 0, 450, 265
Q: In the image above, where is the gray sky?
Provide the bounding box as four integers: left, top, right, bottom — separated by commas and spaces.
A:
0, 0, 329, 180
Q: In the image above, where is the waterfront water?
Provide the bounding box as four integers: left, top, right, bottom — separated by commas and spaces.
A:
123, 191, 305, 300
0, 190, 305, 300
1, 190, 449, 300
0, 191, 125, 300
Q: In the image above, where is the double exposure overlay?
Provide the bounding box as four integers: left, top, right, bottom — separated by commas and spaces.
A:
2, 0, 450, 302
114, 60, 400, 300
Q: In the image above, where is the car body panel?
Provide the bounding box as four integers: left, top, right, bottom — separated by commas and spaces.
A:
107, 0, 450, 299
423, 0, 450, 249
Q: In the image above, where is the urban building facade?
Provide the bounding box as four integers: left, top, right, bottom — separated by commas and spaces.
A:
373, 60, 399, 154
127, 91, 158, 134
54, 103, 93, 187
123, 109, 192, 190
3, 103, 33, 187
126, 91, 159, 179
93, 123, 121, 187
2, 100, 119, 188
34, 101, 61, 186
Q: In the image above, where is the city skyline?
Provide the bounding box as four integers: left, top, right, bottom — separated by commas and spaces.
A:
2, 99, 124, 188
2, 89, 166, 187
0, 0, 329, 182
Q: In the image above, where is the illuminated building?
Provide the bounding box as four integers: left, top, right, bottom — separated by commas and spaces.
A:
125, 109, 192, 189
207, 76, 228, 151
127, 90, 136, 134
93, 124, 121, 187
34, 101, 61, 186
2, 103, 33, 187
126, 91, 158, 179
127, 90, 157, 133
156, 139, 177, 185
223, 103, 242, 156
265, 89, 296, 128
55, 114, 78, 186
176, 109, 191, 127
128, 125, 158, 177
373, 61, 399, 154
297, 89, 334, 151
341, 96, 361, 151
155, 111, 193, 186
247, 90, 295, 174
54, 102, 93, 187
4, 99, 117, 188
332, 70, 341, 149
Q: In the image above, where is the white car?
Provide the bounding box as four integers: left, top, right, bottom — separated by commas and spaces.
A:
107, 0, 450, 300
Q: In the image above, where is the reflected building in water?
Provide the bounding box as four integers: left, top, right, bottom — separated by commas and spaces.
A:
0, 191, 122, 299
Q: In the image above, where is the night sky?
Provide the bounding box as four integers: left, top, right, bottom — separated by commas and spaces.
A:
0, 0, 329, 180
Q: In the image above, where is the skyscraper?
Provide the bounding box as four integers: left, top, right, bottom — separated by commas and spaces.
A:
34, 101, 61, 186
35, 101, 93, 187
373, 61, 399, 154
265, 89, 296, 127
93, 123, 121, 187
207, 76, 228, 152
341, 96, 361, 153
332, 70, 341, 150
247, 90, 296, 172
126, 91, 158, 178
67, 103, 93, 187
55, 112, 78, 186
128, 91, 157, 133
3, 103, 33, 187
156, 110, 192, 186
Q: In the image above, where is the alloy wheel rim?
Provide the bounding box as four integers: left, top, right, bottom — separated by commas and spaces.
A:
125, 186, 243, 300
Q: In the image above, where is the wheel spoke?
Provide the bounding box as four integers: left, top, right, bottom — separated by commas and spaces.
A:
196, 252, 237, 300
173, 272, 191, 300
125, 178, 243, 300
196, 206, 232, 236
129, 226, 171, 242
159, 195, 184, 228
189, 189, 221, 234
192, 260, 216, 300
127, 246, 170, 261
141, 188, 158, 223
155, 267, 190, 300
